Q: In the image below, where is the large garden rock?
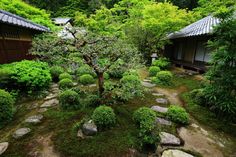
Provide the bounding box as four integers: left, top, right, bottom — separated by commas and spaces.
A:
0, 142, 8, 155
41, 99, 59, 108
162, 149, 194, 157
151, 106, 168, 113
25, 115, 43, 124
160, 132, 181, 146
13, 128, 31, 139
141, 81, 156, 88
156, 118, 172, 126
156, 98, 168, 105
82, 120, 97, 136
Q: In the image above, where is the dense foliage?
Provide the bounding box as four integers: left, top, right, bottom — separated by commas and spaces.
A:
166, 105, 189, 125
133, 107, 159, 147
50, 66, 64, 82
92, 105, 116, 129
0, 60, 51, 93
0, 89, 15, 128
59, 78, 74, 89
152, 71, 173, 85
152, 58, 170, 70
59, 73, 72, 81
149, 66, 160, 77
59, 90, 80, 110
0, 0, 54, 29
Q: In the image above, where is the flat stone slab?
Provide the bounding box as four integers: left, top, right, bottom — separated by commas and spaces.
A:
151, 106, 168, 113
156, 98, 169, 105
0, 142, 8, 155
88, 84, 97, 87
38, 108, 48, 113
160, 132, 181, 146
162, 149, 194, 157
25, 115, 43, 124
152, 93, 165, 97
141, 81, 156, 88
13, 128, 31, 139
82, 120, 97, 136
44, 93, 57, 101
41, 99, 59, 108
143, 79, 151, 82
27, 103, 39, 110
156, 117, 172, 126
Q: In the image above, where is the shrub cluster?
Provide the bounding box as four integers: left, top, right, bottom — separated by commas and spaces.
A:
108, 59, 126, 78
79, 74, 95, 85
149, 66, 160, 77
166, 105, 189, 125
0, 89, 15, 128
50, 66, 64, 82
133, 107, 159, 146
92, 105, 116, 129
152, 57, 170, 69
59, 90, 80, 110
59, 78, 74, 89
0, 68, 13, 88
152, 71, 173, 85
0, 60, 51, 93
59, 72, 72, 80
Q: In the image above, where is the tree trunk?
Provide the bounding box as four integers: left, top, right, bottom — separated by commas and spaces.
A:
98, 72, 105, 97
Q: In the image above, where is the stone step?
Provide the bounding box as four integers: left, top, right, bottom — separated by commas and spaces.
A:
151, 106, 168, 113
160, 132, 181, 146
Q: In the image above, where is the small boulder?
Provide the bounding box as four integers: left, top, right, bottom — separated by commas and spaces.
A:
82, 120, 97, 136
38, 108, 48, 113
151, 106, 168, 113
156, 118, 172, 126
156, 98, 168, 105
142, 81, 156, 88
160, 132, 181, 146
13, 128, 31, 139
41, 99, 59, 108
0, 142, 8, 155
162, 149, 194, 157
27, 103, 39, 110
77, 129, 85, 139
25, 115, 43, 124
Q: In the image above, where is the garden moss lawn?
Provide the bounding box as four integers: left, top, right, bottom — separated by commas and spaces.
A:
1, 68, 236, 157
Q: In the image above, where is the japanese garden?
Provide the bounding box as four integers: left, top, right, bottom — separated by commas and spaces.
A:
0, 0, 236, 157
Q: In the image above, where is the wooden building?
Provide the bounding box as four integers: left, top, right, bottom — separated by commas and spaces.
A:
0, 10, 49, 64
164, 15, 220, 72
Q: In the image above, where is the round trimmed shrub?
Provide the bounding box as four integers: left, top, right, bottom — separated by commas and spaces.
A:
0, 89, 15, 128
104, 72, 110, 80
50, 66, 64, 82
77, 65, 95, 77
149, 66, 161, 77
59, 78, 73, 89
152, 71, 173, 85
133, 107, 156, 128
59, 72, 72, 80
123, 69, 139, 77
79, 74, 95, 85
166, 105, 189, 125
59, 90, 80, 110
92, 105, 116, 128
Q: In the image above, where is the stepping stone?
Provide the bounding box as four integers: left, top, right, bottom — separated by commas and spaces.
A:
156, 117, 172, 126
27, 103, 39, 110
38, 108, 48, 113
73, 82, 78, 86
82, 120, 97, 136
13, 128, 31, 139
143, 79, 151, 82
25, 115, 43, 124
156, 98, 168, 105
44, 93, 57, 101
151, 106, 168, 113
160, 132, 181, 146
88, 84, 96, 87
162, 149, 194, 157
152, 93, 165, 97
141, 81, 156, 88
0, 142, 8, 155
41, 99, 59, 108
50, 83, 59, 89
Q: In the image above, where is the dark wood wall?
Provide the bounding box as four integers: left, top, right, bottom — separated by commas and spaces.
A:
0, 24, 37, 64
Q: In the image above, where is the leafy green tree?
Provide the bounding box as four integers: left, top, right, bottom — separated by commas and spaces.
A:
156, 0, 199, 10
0, 0, 54, 29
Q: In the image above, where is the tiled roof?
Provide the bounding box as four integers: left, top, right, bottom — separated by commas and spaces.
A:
168, 15, 220, 39
52, 17, 71, 25
0, 10, 49, 32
